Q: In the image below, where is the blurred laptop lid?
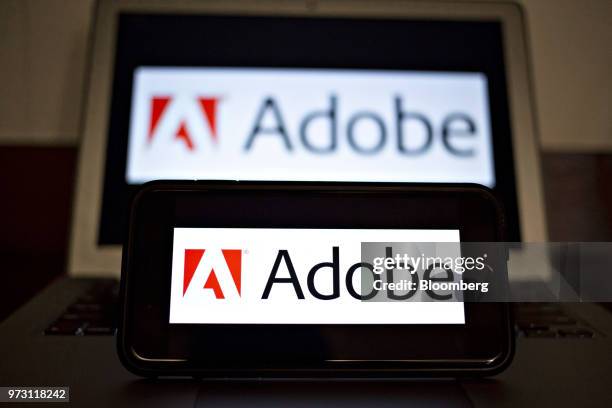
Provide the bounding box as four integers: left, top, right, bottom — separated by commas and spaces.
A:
69, 0, 546, 276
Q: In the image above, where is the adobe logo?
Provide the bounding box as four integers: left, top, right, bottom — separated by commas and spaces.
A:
148, 96, 220, 151
183, 249, 242, 299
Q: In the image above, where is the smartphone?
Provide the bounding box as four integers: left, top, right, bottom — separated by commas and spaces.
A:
118, 181, 513, 378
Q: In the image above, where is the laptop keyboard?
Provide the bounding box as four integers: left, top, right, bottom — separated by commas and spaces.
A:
44, 280, 119, 336
514, 303, 595, 339
44, 281, 595, 338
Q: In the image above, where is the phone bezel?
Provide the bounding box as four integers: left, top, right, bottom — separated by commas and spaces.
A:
118, 181, 513, 378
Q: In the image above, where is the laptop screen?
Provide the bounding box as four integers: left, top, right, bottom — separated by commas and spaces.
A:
101, 14, 519, 244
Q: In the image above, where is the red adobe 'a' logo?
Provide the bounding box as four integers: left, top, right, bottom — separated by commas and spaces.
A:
148, 96, 220, 151
183, 249, 242, 299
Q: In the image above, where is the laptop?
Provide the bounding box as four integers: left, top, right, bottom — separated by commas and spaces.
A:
1, 0, 610, 406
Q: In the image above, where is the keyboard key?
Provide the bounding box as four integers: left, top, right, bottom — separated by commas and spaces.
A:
516, 323, 550, 331
45, 319, 85, 335
84, 326, 114, 335
558, 328, 594, 338
523, 329, 557, 338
